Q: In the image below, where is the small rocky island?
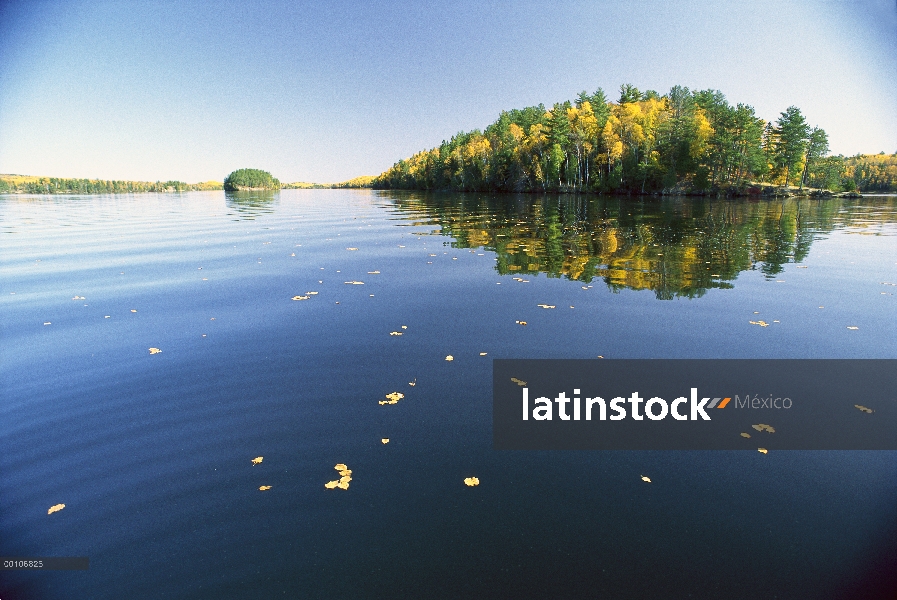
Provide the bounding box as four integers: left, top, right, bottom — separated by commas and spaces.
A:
224, 168, 281, 191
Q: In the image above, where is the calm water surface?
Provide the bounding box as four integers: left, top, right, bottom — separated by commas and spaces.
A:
2, 190, 896, 599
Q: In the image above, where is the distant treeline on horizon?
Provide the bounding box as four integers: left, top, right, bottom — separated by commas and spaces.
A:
0, 174, 377, 195
372, 84, 897, 194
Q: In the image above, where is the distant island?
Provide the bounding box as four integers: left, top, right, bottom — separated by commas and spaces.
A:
224, 168, 281, 191
371, 84, 897, 195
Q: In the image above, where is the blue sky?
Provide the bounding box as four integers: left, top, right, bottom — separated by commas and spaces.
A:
0, 0, 894, 183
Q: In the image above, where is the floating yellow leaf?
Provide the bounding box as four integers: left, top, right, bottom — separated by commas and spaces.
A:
401, 325, 407, 330
338, 469, 352, 477
337, 481, 350, 490
445, 355, 454, 361
324, 480, 339, 489
409, 379, 416, 387
389, 331, 403, 336
334, 463, 347, 471
749, 320, 769, 327
339, 475, 352, 484
148, 348, 161, 354
516, 321, 528, 326
251, 456, 263, 465
346, 247, 358, 251
847, 326, 859, 330
537, 304, 556, 309
855, 405, 874, 414
641, 476, 651, 483
48, 503, 65, 515
381, 392, 403, 405
757, 448, 768, 454
752, 424, 775, 433
464, 477, 480, 486
259, 485, 272, 491
131, 309, 137, 313
740, 432, 751, 438
381, 438, 390, 444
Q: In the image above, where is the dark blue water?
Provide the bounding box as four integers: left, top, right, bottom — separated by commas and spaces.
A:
2, 190, 896, 599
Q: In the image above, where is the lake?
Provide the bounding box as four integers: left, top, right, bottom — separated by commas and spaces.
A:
2, 190, 896, 599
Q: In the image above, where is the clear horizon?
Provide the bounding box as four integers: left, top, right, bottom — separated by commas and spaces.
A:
1, 0, 895, 184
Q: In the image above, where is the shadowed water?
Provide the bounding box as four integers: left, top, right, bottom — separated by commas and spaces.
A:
1, 190, 896, 599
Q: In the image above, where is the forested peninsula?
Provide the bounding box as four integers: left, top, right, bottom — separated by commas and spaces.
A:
373, 85, 897, 195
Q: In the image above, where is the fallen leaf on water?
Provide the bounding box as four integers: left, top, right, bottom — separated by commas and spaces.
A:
292, 295, 310, 301
480, 352, 487, 356
48, 504, 65, 515
367, 271, 380, 274
740, 432, 751, 438
749, 320, 769, 327
389, 331, 403, 336
148, 348, 162, 354
251, 457, 263, 465
537, 304, 556, 309
379, 392, 404, 405
464, 477, 480, 487
847, 326, 859, 330
346, 247, 358, 251
855, 405, 874, 414
382, 438, 389, 444
409, 379, 416, 387
339, 476, 352, 484
445, 355, 454, 361
752, 424, 775, 433
324, 480, 339, 489
758, 448, 768, 454
131, 309, 137, 313
337, 481, 350, 490
516, 321, 528, 326
259, 486, 272, 491
334, 463, 347, 471
401, 325, 407, 329
641, 476, 651, 483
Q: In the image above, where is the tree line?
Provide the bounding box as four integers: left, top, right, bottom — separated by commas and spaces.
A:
0, 175, 223, 194
373, 85, 895, 194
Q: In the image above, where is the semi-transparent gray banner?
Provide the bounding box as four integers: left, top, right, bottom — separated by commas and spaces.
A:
493, 360, 897, 450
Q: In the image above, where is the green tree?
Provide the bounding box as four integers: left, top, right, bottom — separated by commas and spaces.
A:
773, 107, 810, 186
